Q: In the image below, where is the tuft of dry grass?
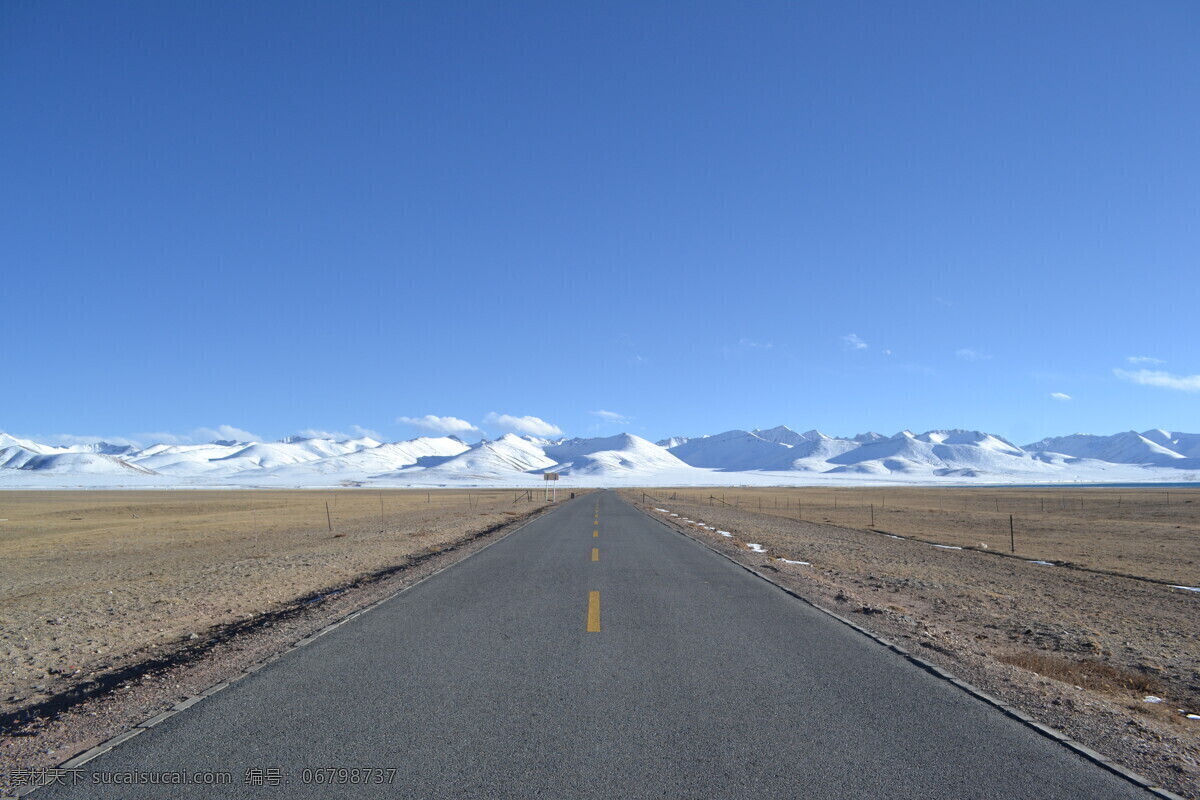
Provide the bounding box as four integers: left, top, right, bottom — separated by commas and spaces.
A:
998, 651, 1161, 695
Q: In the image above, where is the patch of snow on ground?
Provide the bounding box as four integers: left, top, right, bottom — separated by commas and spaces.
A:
1170, 585, 1200, 592
931, 544, 963, 550
1144, 696, 1164, 703
885, 534, 905, 540
655, 508, 669, 513
776, 558, 811, 565
1028, 560, 1055, 565
746, 543, 767, 553
1189, 714, 1200, 720
717, 531, 732, 537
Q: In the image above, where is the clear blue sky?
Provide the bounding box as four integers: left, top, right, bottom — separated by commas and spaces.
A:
3, 1, 1198, 447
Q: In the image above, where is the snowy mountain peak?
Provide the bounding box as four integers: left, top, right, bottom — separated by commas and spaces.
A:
751, 425, 806, 445
3, 426, 1200, 487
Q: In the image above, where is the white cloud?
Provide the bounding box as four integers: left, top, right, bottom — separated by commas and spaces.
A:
483, 412, 563, 437
396, 415, 481, 435
1126, 356, 1165, 365
842, 333, 868, 350
1050, 392, 1072, 401
193, 424, 261, 443
590, 410, 629, 424
882, 349, 892, 355
629, 355, 649, 365
956, 348, 991, 361
1114, 369, 1200, 392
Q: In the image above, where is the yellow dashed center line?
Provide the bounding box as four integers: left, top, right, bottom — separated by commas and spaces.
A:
593, 529, 598, 537
591, 547, 599, 561
586, 591, 601, 632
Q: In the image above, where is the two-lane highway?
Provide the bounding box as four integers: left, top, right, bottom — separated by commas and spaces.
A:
30, 491, 1148, 798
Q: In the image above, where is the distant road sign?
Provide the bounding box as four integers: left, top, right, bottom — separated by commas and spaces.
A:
543, 472, 559, 481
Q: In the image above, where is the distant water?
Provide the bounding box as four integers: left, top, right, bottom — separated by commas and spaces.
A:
1002, 482, 1198, 489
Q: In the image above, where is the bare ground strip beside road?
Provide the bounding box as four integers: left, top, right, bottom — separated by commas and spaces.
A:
0, 489, 586, 792
623, 488, 1200, 800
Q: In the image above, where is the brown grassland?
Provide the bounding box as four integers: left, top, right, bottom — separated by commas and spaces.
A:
623, 486, 1200, 798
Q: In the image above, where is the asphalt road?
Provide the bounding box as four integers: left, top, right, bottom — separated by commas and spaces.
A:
29, 490, 1148, 799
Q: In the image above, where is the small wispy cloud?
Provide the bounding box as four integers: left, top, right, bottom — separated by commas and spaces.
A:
1050, 392, 1072, 401
396, 415, 481, 435
483, 412, 563, 437
842, 333, 868, 350
1126, 356, 1165, 365
1114, 369, 1200, 392
590, 410, 629, 424
882, 349, 892, 356
955, 348, 991, 361
629, 355, 649, 366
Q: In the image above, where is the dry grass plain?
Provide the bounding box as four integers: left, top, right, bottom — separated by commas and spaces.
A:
0, 489, 573, 721
647, 485, 1200, 584
625, 486, 1200, 798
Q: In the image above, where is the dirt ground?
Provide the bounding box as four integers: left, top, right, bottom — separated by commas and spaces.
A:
624, 487, 1200, 799
0, 488, 584, 793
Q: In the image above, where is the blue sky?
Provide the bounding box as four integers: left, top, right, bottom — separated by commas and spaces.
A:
3, 1, 1198, 448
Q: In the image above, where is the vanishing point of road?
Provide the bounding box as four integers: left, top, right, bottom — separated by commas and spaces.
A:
31, 491, 1149, 799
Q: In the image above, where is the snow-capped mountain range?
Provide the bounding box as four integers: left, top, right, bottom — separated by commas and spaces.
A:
2, 426, 1198, 488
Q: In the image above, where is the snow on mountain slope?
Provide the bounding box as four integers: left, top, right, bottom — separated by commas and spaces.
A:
0, 446, 40, 469
391, 434, 556, 479
751, 425, 808, 446
251, 437, 472, 479
128, 443, 248, 475
780, 435, 862, 469
209, 442, 331, 471
62, 442, 140, 456
545, 434, 691, 476
656, 436, 692, 448
1138, 429, 1200, 459
668, 430, 796, 471
278, 436, 364, 459
11, 452, 157, 475
1024, 431, 1185, 466
825, 430, 1055, 476
0, 433, 64, 455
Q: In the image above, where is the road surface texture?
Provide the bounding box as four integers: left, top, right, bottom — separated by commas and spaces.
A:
26, 491, 1148, 799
